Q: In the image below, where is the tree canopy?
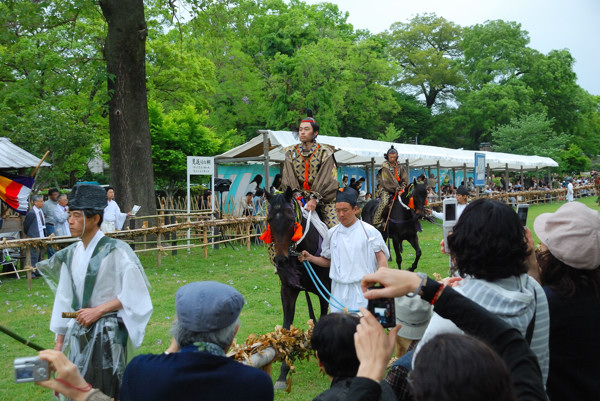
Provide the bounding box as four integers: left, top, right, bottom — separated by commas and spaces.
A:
0, 0, 598, 193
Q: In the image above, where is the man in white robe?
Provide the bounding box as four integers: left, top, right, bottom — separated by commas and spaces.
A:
37, 184, 152, 399
300, 187, 389, 312
53, 193, 70, 236
102, 186, 130, 232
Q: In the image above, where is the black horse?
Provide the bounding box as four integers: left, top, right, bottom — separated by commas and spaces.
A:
363, 180, 428, 271
264, 188, 331, 389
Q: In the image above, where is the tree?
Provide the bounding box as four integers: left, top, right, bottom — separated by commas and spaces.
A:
0, 1, 107, 187
460, 20, 534, 89
558, 144, 591, 174
490, 112, 568, 159
385, 13, 463, 108
99, 0, 156, 221
149, 101, 226, 196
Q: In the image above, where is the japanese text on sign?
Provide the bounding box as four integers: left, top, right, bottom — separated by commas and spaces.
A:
187, 156, 214, 176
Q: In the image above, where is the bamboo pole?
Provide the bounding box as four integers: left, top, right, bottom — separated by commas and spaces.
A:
203, 226, 208, 259
157, 232, 162, 268
246, 222, 251, 251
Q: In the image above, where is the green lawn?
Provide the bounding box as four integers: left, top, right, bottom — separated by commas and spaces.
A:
1, 197, 597, 400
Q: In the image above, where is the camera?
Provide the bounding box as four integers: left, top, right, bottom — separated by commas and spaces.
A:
367, 286, 396, 328
516, 204, 529, 228
14, 356, 50, 383
443, 198, 458, 253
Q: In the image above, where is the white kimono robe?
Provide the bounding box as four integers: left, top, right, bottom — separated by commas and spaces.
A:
37, 231, 152, 397
321, 220, 389, 313
103, 200, 127, 232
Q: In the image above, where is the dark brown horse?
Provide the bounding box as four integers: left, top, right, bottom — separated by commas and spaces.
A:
264, 188, 331, 389
363, 180, 428, 271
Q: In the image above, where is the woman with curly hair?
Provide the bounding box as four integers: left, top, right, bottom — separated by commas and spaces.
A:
414, 198, 550, 385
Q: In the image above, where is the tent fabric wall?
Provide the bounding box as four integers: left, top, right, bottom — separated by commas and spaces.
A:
216, 131, 558, 171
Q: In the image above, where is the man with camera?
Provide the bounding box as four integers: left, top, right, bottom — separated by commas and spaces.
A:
34, 281, 273, 401
299, 187, 389, 313
37, 184, 153, 399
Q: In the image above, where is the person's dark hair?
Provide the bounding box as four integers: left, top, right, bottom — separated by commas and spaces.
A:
411, 333, 516, 401
48, 188, 59, 196
349, 177, 356, 185
255, 188, 264, 197
311, 313, 360, 378
384, 145, 398, 161
105, 186, 114, 192
271, 174, 282, 191
302, 108, 320, 135
538, 249, 600, 300
82, 209, 103, 228
447, 198, 529, 281
250, 175, 262, 186
245, 191, 253, 197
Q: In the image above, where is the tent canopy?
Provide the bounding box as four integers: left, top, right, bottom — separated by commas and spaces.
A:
216, 131, 558, 171
0, 137, 51, 169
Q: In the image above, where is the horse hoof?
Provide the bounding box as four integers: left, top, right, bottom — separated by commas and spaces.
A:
274, 381, 287, 390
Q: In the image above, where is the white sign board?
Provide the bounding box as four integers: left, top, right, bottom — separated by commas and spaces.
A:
187, 156, 214, 176
186, 156, 215, 247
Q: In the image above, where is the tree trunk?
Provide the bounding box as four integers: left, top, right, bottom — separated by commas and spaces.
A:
99, 0, 156, 227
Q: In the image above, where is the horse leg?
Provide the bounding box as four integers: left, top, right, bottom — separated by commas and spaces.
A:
275, 284, 299, 389
393, 237, 403, 270
304, 291, 316, 322
408, 235, 422, 272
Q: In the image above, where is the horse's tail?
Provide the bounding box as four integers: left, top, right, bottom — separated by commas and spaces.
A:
305, 291, 317, 322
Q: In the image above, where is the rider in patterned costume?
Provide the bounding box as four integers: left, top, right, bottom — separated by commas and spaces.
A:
373, 145, 408, 229
281, 110, 339, 228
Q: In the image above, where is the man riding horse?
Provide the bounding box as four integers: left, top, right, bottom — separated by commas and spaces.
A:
280, 109, 339, 229
373, 145, 408, 230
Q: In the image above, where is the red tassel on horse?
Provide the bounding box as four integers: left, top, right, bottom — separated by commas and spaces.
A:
408, 197, 414, 209
291, 222, 303, 242
259, 225, 272, 243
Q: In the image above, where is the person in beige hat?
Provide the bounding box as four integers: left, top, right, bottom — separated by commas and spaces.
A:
532, 201, 600, 401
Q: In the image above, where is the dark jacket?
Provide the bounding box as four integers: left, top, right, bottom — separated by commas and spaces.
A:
24, 208, 44, 238
120, 346, 273, 401
544, 286, 600, 401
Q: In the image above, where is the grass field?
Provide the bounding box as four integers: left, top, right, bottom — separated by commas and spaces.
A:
1, 197, 597, 400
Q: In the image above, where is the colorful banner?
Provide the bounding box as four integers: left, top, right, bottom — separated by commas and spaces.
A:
0, 173, 34, 214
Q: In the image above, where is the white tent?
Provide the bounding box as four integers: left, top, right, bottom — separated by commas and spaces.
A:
216, 130, 558, 170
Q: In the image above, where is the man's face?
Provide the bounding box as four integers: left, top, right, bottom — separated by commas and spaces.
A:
58, 197, 68, 207
298, 122, 315, 143
106, 189, 114, 200
34, 199, 44, 209
246, 194, 253, 204
68, 211, 98, 236
336, 202, 357, 227
49, 192, 59, 201
456, 193, 468, 205
388, 152, 398, 163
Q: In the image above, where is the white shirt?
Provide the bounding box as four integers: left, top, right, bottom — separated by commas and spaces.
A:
33, 205, 46, 237
567, 182, 574, 202
321, 219, 389, 312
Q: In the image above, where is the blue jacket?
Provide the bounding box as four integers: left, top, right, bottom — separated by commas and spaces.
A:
120, 346, 274, 401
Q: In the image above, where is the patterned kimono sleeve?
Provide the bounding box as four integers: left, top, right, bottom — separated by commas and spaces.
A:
309, 147, 338, 203
380, 162, 401, 194
280, 147, 300, 194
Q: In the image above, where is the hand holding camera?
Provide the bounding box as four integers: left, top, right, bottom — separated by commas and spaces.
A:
15, 350, 93, 401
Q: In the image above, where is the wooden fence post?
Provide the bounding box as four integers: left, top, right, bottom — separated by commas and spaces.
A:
203, 226, 208, 259
157, 232, 162, 268
246, 222, 251, 251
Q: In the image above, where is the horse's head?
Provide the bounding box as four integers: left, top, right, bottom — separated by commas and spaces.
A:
402, 179, 428, 219
265, 187, 298, 267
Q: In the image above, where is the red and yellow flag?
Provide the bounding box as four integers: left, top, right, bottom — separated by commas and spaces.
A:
0, 173, 34, 214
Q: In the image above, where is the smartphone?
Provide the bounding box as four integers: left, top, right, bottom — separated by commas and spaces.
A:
516, 204, 529, 228
367, 286, 396, 328
443, 198, 458, 253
